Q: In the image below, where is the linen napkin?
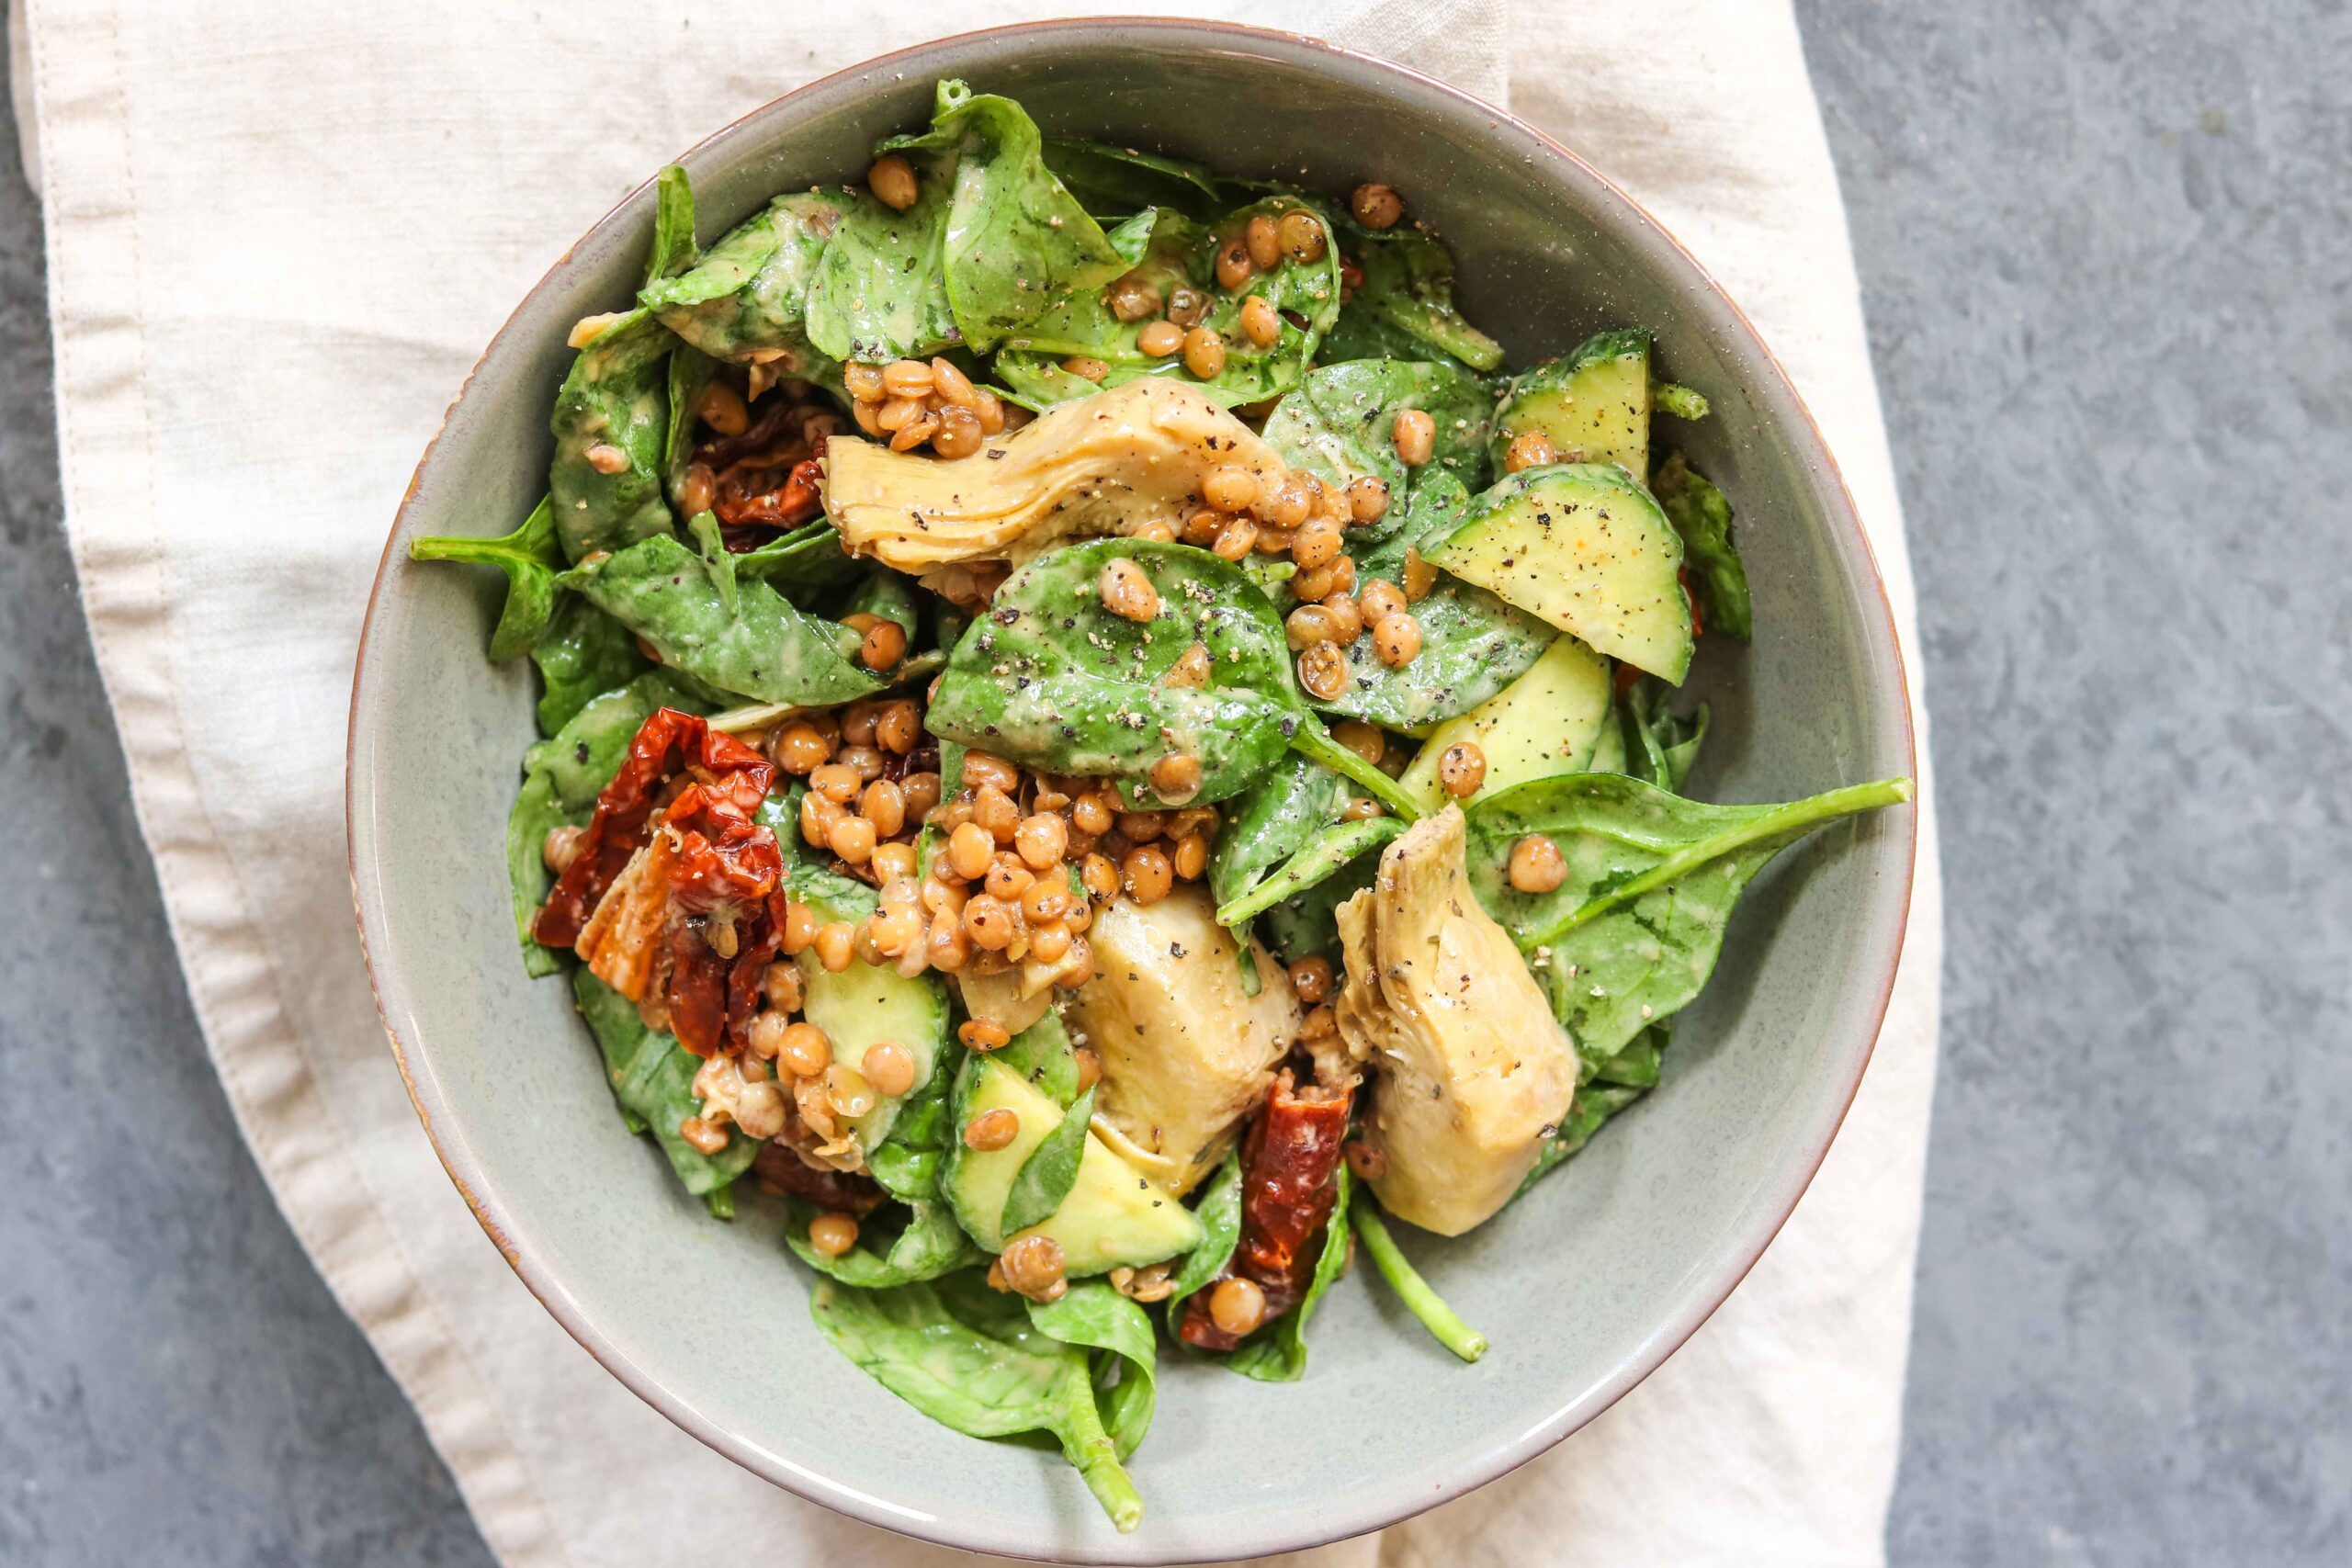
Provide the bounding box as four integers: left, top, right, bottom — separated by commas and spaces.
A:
20, 0, 1941, 1562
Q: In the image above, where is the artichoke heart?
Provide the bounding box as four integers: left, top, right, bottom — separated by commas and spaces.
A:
820, 379, 1295, 572
1337, 806, 1577, 1235
1064, 886, 1301, 1197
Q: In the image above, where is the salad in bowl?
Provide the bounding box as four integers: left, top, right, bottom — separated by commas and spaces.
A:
409, 77, 1910, 1533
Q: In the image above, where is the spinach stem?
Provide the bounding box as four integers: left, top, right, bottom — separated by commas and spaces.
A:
1214, 816, 1403, 926
1290, 719, 1422, 822
1518, 775, 1913, 953
1059, 1387, 1146, 1532
1353, 1203, 1488, 1363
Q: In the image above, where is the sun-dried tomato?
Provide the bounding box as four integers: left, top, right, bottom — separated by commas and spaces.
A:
535, 708, 774, 947
1179, 1072, 1354, 1351
712, 457, 822, 529
752, 1140, 886, 1216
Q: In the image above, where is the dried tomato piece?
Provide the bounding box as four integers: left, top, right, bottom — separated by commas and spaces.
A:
1180, 1072, 1353, 1351
752, 1140, 886, 1216
661, 782, 782, 914
535, 708, 774, 947
712, 457, 821, 528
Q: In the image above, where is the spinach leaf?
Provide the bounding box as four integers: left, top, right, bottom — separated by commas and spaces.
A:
642, 191, 841, 376
1214, 815, 1405, 926
841, 568, 920, 644
1224, 1166, 1352, 1382
730, 519, 863, 598
1337, 220, 1504, 371
572, 970, 761, 1194
504, 671, 707, 975
529, 593, 649, 735
808, 1271, 1148, 1532
684, 508, 739, 616
804, 178, 958, 364
409, 494, 562, 661
1653, 381, 1712, 421
1652, 451, 1752, 640
1307, 470, 1556, 730
924, 538, 1300, 807
1622, 675, 1709, 794
662, 344, 717, 505
787, 1198, 982, 1287
1590, 1016, 1667, 1089
995, 193, 1343, 409
645, 164, 698, 285
1260, 359, 1493, 542
1041, 138, 1226, 220
1207, 753, 1344, 918
1464, 772, 1912, 1059
1317, 296, 1483, 374
1025, 1280, 1160, 1461
1352, 1196, 1488, 1362
876, 81, 1139, 355
1001, 1085, 1096, 1235
549, 310, 677, 561
560, 534, 884, 706
1516, 1081, 1645, 1197
1163, 1149, 1244, 1333
1255, 849, 1377, 964
865, 1030, 962, 1202
995, 1009, 1082, 1109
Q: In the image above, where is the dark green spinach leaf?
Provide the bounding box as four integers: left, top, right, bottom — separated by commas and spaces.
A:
1260, 359, 1493, 539
786, 1199, 982, 1287
1024, 1280, 1160, 1462
1041, 137, 1226, 220
1001, 1084, 1097, 1236
1162, 1149, 1243, 1334
1653, 451, 1752, 640
1464, 772, 1912, 1059
409, 494, 562, 661
642, 191, 841, 377
808, 1270, 1148, 1532
572, 970, 761, 1194
560, 534, 884, 706
924, 538, 1300, 807
528, 593, 650, 735
1207, 753, 1344, 918
877, 81, 1139, 355
1215, 815, 1405, 926
1307, 470, 1556, 730
549, 310, 677, 561
995, 193, 1343, 409
1335, 220, 1503, 371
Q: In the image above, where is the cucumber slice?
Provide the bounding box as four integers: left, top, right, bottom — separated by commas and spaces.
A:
1432, 465, 1694, 684
943, 1058, 1202, 1272
1397, 635, 1613, 812
1491, 329, 1650, 479
790, 868, 949, 1151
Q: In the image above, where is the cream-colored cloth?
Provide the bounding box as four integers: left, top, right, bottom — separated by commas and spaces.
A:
21, 1, 1940, 1562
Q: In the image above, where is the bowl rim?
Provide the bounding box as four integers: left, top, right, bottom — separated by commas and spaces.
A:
348, 17, 1918, 1562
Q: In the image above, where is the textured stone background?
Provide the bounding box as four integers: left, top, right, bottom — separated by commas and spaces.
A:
1, 4, 2345, 1562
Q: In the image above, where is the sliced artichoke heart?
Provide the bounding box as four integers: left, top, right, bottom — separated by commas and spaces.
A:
1063, 886, 1300, 1196
820, 379, 1295, 571
1336, 806, 1577, 1236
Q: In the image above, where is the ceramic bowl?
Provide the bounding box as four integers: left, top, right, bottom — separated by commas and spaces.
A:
350, 20, 1915, 1562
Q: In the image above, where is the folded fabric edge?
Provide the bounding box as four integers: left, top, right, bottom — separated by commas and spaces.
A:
17, 2, 568, 1562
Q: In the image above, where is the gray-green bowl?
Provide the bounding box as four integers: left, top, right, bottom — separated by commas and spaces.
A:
349, 20, 1916, 1562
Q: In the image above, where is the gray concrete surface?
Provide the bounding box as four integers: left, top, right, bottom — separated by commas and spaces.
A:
1804, 3, 2352, 1563
0, 5, 2344, 1563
